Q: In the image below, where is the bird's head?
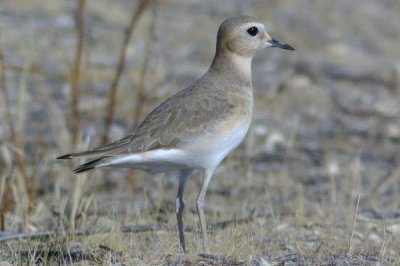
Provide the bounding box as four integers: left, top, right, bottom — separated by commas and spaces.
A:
216, 16, 294, 58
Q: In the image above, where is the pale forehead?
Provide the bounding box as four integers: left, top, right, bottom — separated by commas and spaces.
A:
217, 16, 267, 42
219, 16, 261, 31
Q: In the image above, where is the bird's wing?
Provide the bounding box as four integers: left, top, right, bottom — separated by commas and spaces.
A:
128, 84, 235, 152
58, 82, 235, 159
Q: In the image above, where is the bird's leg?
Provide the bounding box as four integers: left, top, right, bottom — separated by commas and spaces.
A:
176, 169, 190, 253
196, 168, 213, 254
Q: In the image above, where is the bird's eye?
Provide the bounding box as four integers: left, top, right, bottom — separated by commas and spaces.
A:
247, 27, 258, 36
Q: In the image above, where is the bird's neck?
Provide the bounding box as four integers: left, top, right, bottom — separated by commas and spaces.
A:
209, 51, 253, 87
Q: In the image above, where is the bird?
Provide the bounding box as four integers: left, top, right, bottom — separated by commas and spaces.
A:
58, 15, 294, 254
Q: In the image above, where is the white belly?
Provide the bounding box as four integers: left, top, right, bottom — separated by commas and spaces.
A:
181, 117, 251, 170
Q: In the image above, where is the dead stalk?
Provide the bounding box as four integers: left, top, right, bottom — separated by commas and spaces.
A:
0, 50, 16, 138
70, 0, 87, 147
348, 192, 360, 254
0, 50, 14, 230
0, 171, 11, 231
348, 154, 361, 254
102, 0, 149, 143
295, 241, 305, 261
16, 57, 33, 218
69, 138, 90, 231
132, 0, 159, 127
69, 173, 88, 231
11, 169, 30, 233
379, 218, 387, 257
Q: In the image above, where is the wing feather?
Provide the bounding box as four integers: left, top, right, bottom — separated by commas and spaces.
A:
58, 79, 235, 159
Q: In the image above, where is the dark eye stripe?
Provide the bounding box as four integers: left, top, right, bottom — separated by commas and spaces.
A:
247, 27, 258, 36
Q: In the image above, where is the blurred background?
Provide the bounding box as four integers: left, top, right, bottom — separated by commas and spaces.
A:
0, 0, 399, 264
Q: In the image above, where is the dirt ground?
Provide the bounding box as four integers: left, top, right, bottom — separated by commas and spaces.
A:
0, 0, 400, 265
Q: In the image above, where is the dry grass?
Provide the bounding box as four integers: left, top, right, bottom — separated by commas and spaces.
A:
0, 0, 399, 265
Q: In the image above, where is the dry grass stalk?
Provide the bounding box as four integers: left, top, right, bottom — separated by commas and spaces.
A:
5, 53, 39, 230
15, 63, 29, 175
0, 166, 12, 231
70, 0, 87, 147
15, 58, 32, 231
69, 159, 89, 231
11, 169, 30, 233
348, 154, 361, 254
0, 50, 15, 231
102, 0, 149, 143
132, 0, 159, 127
379, 218, 387, 258
0, 49, 16, 138
348, 193, 361, 254
2, 44, 40, 229
34, 72, 80, 232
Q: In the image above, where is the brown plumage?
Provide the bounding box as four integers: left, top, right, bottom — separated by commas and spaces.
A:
58, 15, 294, 253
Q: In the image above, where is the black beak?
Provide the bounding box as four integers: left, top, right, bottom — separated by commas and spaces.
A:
268, 38, 295, 51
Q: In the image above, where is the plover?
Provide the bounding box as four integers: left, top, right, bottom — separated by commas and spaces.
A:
58, 16, 294, 253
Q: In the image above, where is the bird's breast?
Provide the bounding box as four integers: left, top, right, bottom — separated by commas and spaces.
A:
174, 85, 253, 169
181, 108, 252, 169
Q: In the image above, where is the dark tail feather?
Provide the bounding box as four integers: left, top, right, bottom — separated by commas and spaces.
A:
73, 157, 107, 173
57, 138, 130, 160
57, 148, 119, 159
57, 153, 75, 159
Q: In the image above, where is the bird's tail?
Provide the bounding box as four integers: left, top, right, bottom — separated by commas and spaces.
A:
57, 137, 132, 174
57, 137, 131, 160
72, 157, 109, 173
